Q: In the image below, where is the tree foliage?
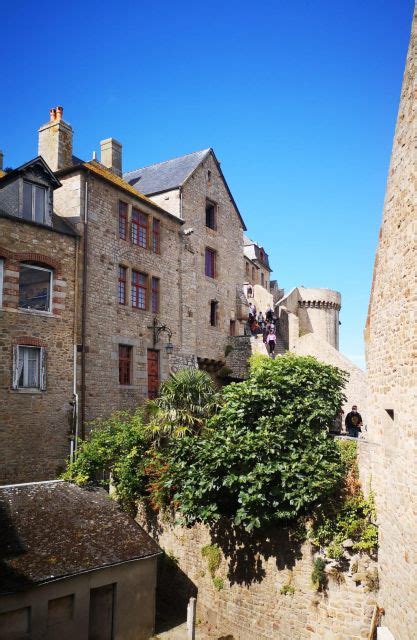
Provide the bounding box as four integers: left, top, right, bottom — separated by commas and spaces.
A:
162, 354, 348, 531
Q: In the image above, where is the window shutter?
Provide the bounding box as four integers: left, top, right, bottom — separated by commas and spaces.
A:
12, 345, 20, 389
40, 348, 47, 391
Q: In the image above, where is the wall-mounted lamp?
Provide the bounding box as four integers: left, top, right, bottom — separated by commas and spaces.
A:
148, 317, 174, 354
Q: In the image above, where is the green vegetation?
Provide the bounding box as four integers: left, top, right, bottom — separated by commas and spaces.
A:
309, 440, 378, 559
311, 557, 327, 591
280, 573, 295, 595
212, 577, 224, 591
201, 544, 222, 577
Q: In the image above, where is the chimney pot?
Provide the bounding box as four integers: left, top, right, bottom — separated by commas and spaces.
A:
56, 106, 63, 121
39, 106, 73, 171
100, 138, 122, 177
49, 108, 56, 122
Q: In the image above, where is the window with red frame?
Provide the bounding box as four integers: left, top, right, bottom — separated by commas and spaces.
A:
152, 218, 160, 253
131, 270, 147, 309
205, 248, 216, 278
119, 345, 132, 385
132, 208, 148, 248
118, 265, 127, 305
119, 201, 128, 240
151, 277, 160, 313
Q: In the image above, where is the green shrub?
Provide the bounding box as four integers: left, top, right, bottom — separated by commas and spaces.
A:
212, 577, 224, 591
162, 354, 347, 531
311, 557, 327, 591
201, 544, 222, 577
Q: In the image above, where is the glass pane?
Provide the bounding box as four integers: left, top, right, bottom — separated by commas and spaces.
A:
34, 186, 46, 223
27, 349, 39, 387
23, 182, 32, 220
19, 265, 51, 311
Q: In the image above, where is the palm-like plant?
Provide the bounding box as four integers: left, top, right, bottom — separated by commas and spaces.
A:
147, 368, 219, 443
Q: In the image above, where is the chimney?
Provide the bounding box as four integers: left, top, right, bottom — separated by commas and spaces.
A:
38, 106, 73, 171
100, 138, 122, 177
0, 150, 3, 171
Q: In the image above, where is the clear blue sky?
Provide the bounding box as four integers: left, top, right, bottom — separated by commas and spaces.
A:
1, 1, 414, 368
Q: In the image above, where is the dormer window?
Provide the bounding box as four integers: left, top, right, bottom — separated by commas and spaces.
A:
23, 181, 47, 224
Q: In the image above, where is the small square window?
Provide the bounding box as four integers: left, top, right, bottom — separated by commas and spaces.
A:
205, 248, 216, 278
23, 181, 47, 224
19, 263, 52, 312
205, 201, 216, 230
13, 345, 46, 390
119, 345, 132, 385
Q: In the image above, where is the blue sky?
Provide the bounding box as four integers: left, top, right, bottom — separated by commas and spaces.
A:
1, 1, 414, 368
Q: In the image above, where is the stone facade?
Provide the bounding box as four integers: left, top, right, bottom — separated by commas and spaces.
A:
138, 511, 377, 640
362, 9, 417, 639
0, 210, 77, 483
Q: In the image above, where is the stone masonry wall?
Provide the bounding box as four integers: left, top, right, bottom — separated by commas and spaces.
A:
0, 217, 77, 483
138, 512, 376, 640
362, 9, 417, 638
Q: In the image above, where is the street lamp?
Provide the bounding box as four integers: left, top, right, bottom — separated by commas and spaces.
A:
148, 317, 174, 354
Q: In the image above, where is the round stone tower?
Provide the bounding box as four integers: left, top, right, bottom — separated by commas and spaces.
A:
296, 287, 341, 350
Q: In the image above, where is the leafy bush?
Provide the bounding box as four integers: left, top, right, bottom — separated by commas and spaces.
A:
147, 368, 219, 442
162, 354, 347, 531
309, 440, 378, 558
201, 544, 222, 577
311, 557, 327, 591
62, 410, 149, 512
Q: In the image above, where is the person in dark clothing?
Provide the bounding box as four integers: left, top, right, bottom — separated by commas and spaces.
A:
345, 405, 363, 437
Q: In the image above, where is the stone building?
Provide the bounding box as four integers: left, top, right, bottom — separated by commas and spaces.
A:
276, 286, 367, 417
0, 480, 160, 640
0, 156, 78, 484
361, 8, 417, 639
124, 148, 247, 363
243, 235, 274, 311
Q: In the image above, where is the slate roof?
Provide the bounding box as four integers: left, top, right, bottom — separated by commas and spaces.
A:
124, 149, 211, 195
243, 236, 272, 271
0, 481, 161, 594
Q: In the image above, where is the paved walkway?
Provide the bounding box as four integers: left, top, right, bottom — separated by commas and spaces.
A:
152, 622, 188, 639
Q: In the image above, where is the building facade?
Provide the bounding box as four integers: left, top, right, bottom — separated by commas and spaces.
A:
0, 157, 78, 484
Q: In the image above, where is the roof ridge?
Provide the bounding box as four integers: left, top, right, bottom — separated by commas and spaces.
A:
124, 148, 211, 177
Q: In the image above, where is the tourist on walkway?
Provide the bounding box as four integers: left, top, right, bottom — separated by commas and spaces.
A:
257, 310, 265, 330
266, 327, 276, 357
345, 405, 363, 438
265, 305, 273, 322
248, 302, 256, 321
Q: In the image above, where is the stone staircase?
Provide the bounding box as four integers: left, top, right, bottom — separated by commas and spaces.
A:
226, 333, 288, 380
250, 333, 287, 356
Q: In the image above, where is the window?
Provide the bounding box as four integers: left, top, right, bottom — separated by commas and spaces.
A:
245, 262, 249, 277
205, 200, 216, 230
230, 320, 236, 336
119, 201, 128, 240
151, 277, 160, 313
19, 263, 52, 312
0, 607, 31, 639
48, 595, 74, 627
252, 266, 255, 281
205, 248, 216, 278
0, 259, 3, 307
119, 345, 132, 385
23, 181, 47, 223
12, 345, 46, 390
152, 218, 160, 253
210, 300, 218, 327
131, 270, 147, 309
261, 272, 264, 287
118, 266, 127, 305
132, 208, 148, 248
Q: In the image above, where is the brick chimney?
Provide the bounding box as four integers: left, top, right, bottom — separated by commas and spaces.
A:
100, 138, 122, 177
38, 106, 73, 171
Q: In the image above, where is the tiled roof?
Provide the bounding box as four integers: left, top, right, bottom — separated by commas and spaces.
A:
0, 481, 161, 594
124, 149, 211, 195
84, 160, 164, 206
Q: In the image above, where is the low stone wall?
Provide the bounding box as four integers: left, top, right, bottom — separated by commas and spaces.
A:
137, 510, 377, 640
225, 336, 252, 380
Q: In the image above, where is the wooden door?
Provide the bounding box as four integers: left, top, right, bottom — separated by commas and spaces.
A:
147, 349, 160, 399
88, 584, 115, 640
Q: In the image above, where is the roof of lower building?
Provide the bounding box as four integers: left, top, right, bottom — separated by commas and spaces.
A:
124, 148, 211, 195
0, 208, 78, 237
0, 481, 161, 594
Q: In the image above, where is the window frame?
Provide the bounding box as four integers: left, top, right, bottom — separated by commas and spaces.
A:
12, 345, 46, 391
210, 300, 218, 327
131, 270, 148, 310
0, 259, 3, 307
131, 208, 148, 249
23, 180, 48, 224
152, 218, 160, 254
119, 344, 132, 385
118, 201, 128, 240
205, 247, 217, 279
151, 276, 160, 314
205, 200, 217, 230
18, 263, 53, 313
118, 265, 127, 305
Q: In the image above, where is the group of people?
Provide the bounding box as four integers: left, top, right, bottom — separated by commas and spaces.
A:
248, 303, 278, 356
331, 405, 363, 438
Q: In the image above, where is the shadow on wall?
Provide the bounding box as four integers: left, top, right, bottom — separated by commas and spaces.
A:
155, 550, 198, 633
209, 519, 303, 586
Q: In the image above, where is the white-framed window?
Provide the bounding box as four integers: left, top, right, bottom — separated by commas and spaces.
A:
18, 263, 53, 312
12, 345, 46, 390
0, 259, 3, 307
23, 181, 48, 223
